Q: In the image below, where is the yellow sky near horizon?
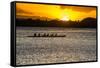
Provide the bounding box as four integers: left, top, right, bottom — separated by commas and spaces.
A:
16, 3, 97, 21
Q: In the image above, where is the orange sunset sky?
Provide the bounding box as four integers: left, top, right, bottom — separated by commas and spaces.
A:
16, 3, 97, 21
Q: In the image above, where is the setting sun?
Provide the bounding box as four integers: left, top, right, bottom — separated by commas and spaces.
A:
61, 16, 69, 21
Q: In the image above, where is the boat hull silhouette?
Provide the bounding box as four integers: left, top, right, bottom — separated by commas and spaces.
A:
27, 32, 66, 37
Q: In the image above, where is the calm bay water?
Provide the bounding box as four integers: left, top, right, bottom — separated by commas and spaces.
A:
16, 27, 97, 65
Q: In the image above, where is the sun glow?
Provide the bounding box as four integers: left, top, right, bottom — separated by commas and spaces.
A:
61, 16, 69, 21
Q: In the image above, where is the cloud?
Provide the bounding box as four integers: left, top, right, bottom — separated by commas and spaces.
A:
60, 5, 96, 13
16, 7, 32, 14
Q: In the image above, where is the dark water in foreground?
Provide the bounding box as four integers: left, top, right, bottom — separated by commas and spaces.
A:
16, 27, 97, 65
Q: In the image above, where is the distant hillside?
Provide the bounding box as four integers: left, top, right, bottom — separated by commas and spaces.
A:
16, 17, 97, 28
81, 17, 96, 23
80, 17, 97, 28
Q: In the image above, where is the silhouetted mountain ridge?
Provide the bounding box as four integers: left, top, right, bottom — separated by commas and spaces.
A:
16, 17, 97, 28
81, 17, 96, 23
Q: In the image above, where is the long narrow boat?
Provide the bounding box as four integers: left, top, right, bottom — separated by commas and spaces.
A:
27, 32, 66, 37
